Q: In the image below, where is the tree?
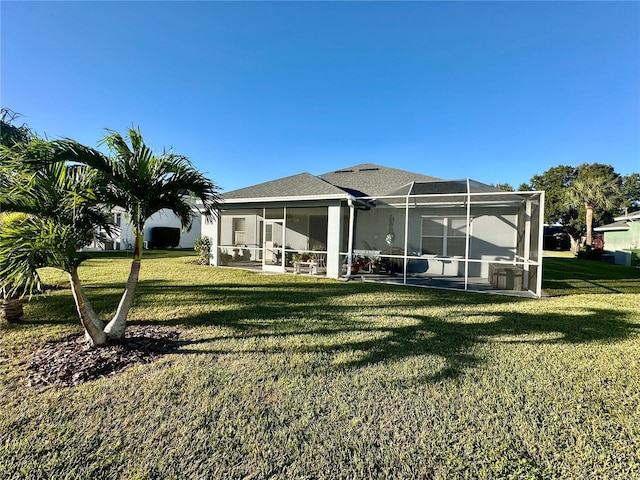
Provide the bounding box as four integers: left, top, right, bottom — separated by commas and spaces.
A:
526, 163, 625, 252
0, 109, 32, 148
493, 183, 514, 192
0, 213, 27, 322
527, 165, 581, 250
566, 165, 621, 247
620, 173, 640, 211
0, 154, 114, 337
0, 109, 35, 322
37, 127, 221, 342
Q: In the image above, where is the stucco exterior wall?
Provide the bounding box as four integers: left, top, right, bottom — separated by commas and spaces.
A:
104, 208, 201, 250
604, 222, 640, 252
142, 209, 201, 249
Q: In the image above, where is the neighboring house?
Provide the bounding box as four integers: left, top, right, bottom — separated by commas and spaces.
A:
543, 225, 570, 251
201, 163, 545, 297
594, 210, 640, 265
85, 207, 202, 251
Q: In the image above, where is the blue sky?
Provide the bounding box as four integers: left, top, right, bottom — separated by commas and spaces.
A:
2, 1, 639, 193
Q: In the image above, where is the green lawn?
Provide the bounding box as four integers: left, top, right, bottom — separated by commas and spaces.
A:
1, 252, 639, 479
543, 256, 640, 296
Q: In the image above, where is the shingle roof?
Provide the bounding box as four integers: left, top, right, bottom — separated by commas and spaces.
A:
222, 163, 443, 201
318, 163, 440, 197
223, 172, 346, 200
594, 220, 631, 232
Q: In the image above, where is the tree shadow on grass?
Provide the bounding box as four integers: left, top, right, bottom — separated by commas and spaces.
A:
16, 275, 640, 384
543, 257, 640, 295
126, 279, 639, 383
321, 307, 636, 382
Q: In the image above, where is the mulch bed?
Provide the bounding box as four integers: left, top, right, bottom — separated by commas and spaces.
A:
26, 325, 183, 388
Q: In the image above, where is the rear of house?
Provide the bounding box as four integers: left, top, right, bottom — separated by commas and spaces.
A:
202, 164, 545, 297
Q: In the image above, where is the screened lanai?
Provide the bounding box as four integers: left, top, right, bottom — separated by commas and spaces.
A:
202, 166, 544, 298
211, 204, 333, 275
345, 180, 545, 297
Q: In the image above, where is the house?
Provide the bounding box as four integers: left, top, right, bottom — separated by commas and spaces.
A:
543, 225, 570, 251
201, 164, 545, 297
85, 207, 202, 251
594, 210, 640, 266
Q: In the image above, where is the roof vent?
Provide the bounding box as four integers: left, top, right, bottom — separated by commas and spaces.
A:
335, 169, 354, 173
359, 167, 380, 172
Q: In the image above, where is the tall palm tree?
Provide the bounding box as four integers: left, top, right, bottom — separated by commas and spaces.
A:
43, 127, 220, 340
566, 175, 619, 248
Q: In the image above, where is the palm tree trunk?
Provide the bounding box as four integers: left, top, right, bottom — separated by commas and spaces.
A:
1, 287, 23, 323
81, 292, 104, 344
69, 269, 107, 347
104, 233, 143, 341
585, 203, 594, 247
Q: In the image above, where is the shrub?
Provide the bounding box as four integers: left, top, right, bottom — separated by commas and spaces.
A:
194, 236, 211, 265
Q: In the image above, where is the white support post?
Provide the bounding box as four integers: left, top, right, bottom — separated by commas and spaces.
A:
326, 204, 343, 279
202, 212, 220, 266
403, 191, 410, 285
346, 198, 356, 276
464, 179, 471, 291
523, 198, 532, 290
536, 191, 545, 297
282, 207, 287, 270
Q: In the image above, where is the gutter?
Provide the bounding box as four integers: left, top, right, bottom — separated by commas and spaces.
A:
220, 193, 353, 204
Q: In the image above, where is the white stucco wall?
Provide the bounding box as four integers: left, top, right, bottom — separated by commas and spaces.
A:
107, 208, 202, 250
143, 210, 201, 248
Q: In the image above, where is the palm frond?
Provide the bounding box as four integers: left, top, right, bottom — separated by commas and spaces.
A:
91, 127, 221, 233
0, 215, 93, 297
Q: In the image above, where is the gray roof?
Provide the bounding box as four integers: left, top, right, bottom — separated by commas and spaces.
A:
223, 172, 346, 200
222, 163, 447, 201
596, 210, 640, 231
318, 163, 440, 197
594, 220, 631, 232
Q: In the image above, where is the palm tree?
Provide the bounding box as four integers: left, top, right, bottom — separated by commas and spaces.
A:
0, 213, 26, 323
0, 158, 115, 343
43, 127, 220, 341
566, 175, 620, 248
0, 109, 34, 322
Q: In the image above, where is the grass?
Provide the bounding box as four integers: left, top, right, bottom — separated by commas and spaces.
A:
543, 256, 640, 296
1, 252, 640, 479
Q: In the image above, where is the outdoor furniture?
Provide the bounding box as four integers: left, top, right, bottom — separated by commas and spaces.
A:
295, 256, 325, 275
489, 264, 524, 290
295, 260, 315, 274
407, 258, 429, 274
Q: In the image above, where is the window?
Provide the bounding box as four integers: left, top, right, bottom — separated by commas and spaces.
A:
265, 223, 272, 242
232, 218, 246, 245
421, 217, 469, 256
308, 214, 328, 250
